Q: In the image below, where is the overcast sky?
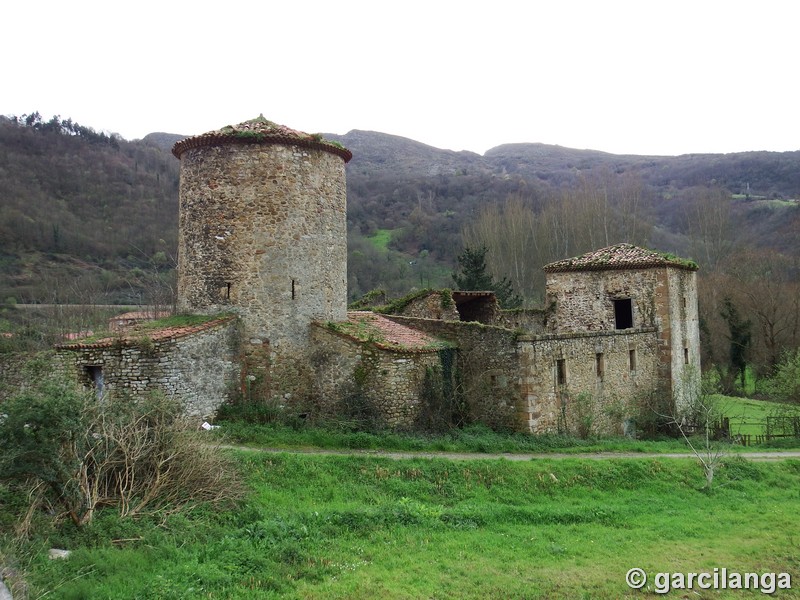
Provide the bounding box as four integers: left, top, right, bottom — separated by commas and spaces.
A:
4, 1, 798, 156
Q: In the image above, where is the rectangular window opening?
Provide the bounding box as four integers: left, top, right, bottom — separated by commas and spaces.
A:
613, 298, 634, 330
684, 347, 689, 365
556, 359, 566, 387
596, 353, 604, 380
225, 282, 231, 300
629, 349, 637, 372
291, 279, 296, 300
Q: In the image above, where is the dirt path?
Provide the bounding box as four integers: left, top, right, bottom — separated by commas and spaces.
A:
218, 445, 800, 462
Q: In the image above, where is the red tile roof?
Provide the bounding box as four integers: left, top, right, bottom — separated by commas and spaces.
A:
112, 310, 172, 321
56, 316, 235, 350
331, 312, 450, 353
543, 244, 698, 273
172, 115, 352, 163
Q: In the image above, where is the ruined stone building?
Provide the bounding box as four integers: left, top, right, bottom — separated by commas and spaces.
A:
57, 117, 701, 434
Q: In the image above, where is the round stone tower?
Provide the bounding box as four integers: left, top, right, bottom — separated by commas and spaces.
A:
172, 116, 351, 401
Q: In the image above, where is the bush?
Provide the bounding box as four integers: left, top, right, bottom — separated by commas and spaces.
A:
763, 349, 800, 404
0, 373, 243, 529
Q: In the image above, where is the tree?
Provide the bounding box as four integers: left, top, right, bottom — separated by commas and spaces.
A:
763, 349, 800, 404
727, 249, 800, 375
720, 297, 752, 392
660, 368, 729, 492
452, 245, 493, 291
684, 185, 736, 273
452, 245, 522, 308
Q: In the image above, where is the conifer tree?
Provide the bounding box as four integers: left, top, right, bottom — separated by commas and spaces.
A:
452, 245, 522, 308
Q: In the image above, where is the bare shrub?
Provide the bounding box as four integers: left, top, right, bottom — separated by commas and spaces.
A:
0, 372, 243, 529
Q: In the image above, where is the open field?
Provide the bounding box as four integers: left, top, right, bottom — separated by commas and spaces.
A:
215, 416, 800, 455
367, 228, 395, 251
7, 451, 800, 599
717, 395, 800, 438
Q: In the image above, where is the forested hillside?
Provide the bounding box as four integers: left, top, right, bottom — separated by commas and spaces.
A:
0, 114, 179, 305
1, 113, 798, 388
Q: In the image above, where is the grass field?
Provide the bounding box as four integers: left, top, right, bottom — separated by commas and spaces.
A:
717, 395, 800, 438
7, 452, 800, 599
718, 395, 780, 436
215, 413, 800, 455
367, 229, 395, 251
214, 421, 703, 454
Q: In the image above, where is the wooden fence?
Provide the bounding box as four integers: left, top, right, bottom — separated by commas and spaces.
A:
725, 416, 799, 446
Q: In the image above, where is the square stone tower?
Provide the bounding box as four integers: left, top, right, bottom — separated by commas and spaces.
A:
543, 244, 701, 411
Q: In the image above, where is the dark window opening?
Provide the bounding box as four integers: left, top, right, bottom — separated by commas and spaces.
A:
613, 298, 633, 330
291, 279, 296, 300
684, 347, 689, 365
629, 349, 637, 371
225, 283, 231, 300
556, 359, 566, 386
596, 353, 604, 379
84, 365, 104, 399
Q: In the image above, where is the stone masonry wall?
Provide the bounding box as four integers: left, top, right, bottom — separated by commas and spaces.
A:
518, 328, 660, 435
310, 324, 439, 428
545, 269, 662, 333
56, 320, 237, 419
666, 268, 701, 410
387, 316, 662, 434
0, 352, 33, 401
396, 292, 460, 321
383, 317, 523, 430
544, 265, 699, 419
493, 308, 550, 334
176, 142, 348, 404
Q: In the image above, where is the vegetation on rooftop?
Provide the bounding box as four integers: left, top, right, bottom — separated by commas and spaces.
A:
326, 315, 451, 352
348, 289, 388, 310
55, 313, 234, 346
135, 312, 233, 331
375, 288, 436, 315
656, 250, 699, 270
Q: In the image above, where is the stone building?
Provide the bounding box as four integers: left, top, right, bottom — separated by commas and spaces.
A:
56, 316, 237, 418
56, 116, 700, 435
385, 244, 700, 433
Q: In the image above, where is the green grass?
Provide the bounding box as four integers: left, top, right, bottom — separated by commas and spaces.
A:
717, 395, 800, 441
137, 313, 232, 330
213, 421, 793, 454
8, 453, 800, 598
717, 395, 780, 436
60, 313, 232, 345
367, 229, 395, 251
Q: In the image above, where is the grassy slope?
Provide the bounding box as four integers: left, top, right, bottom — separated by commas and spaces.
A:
367, 229, 395, 251
718, 395, 799, 437
18, 453, 800, 599
215, 418, 800, 453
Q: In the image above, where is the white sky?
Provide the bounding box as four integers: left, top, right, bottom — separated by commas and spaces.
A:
4, 0, 799, 156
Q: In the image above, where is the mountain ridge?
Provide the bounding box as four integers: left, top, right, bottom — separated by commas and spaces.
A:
2, 115, 798, 306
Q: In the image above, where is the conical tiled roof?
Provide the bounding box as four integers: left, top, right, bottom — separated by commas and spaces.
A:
172, 115, 352, 162
543, 243, 698, 272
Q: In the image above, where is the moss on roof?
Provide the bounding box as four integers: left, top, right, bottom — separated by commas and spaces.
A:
56, 313, 235, 350
172, 115, 352, 162
543, 243, 699, 273
326, 312, 453, 353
